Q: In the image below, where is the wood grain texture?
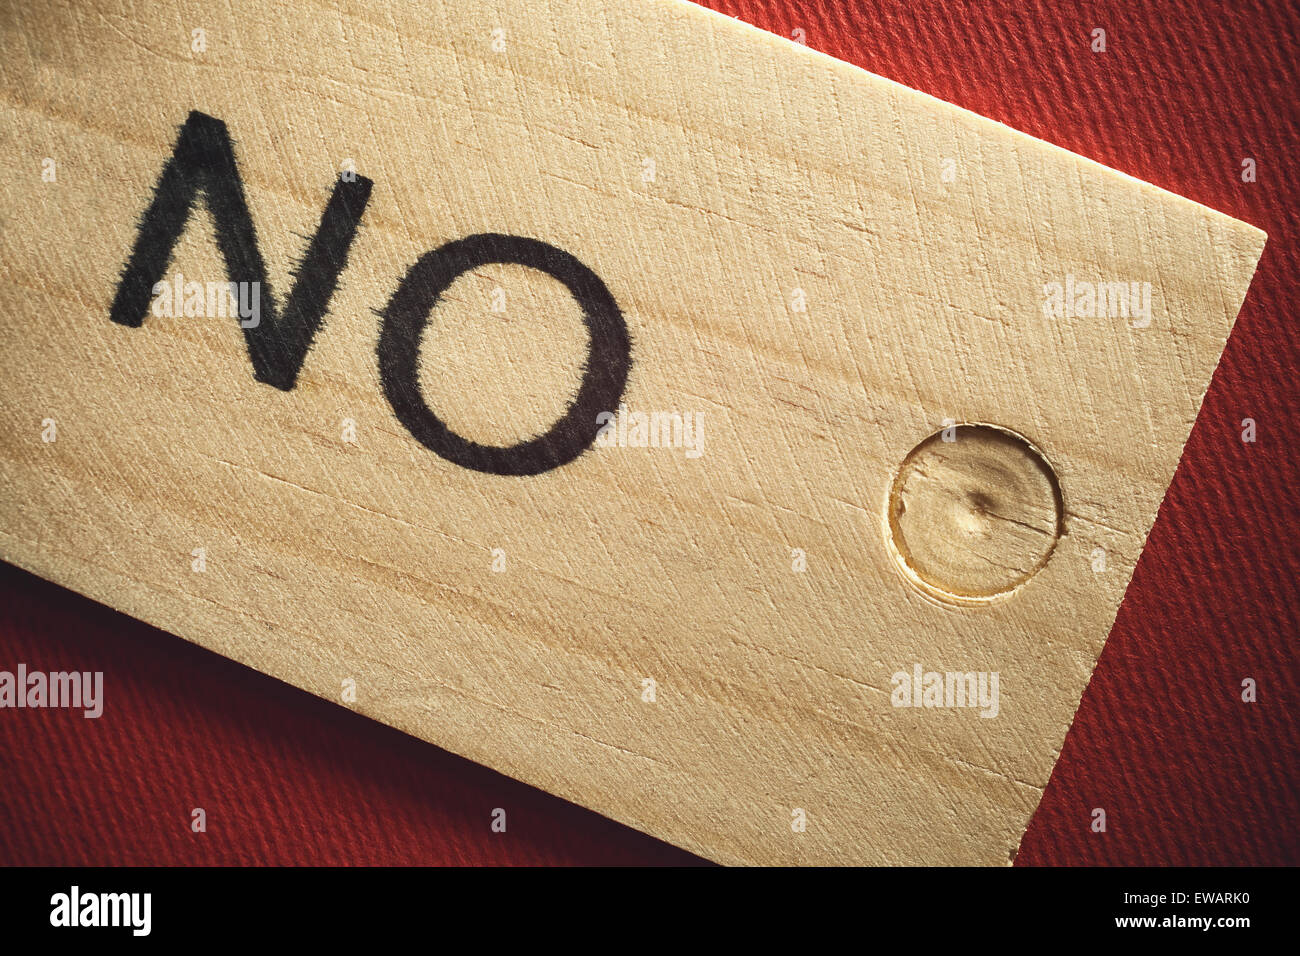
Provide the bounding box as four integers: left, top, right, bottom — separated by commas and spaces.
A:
0, 0, 1265, 864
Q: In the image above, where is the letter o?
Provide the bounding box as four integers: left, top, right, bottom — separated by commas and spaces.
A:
378, 234, 631, 476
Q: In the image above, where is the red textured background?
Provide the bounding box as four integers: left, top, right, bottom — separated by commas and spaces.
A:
2, 0, 1297, 866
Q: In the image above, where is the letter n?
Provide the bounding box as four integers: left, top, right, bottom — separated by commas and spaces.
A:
109, 111, 373, 390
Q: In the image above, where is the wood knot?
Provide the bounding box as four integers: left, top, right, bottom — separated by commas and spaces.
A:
886, 424, 1063, 605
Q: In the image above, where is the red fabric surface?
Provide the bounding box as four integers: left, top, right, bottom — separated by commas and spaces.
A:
2, 0, 1297, 865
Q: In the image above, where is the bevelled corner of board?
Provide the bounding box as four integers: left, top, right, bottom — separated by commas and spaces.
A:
0, 0, 1266, 864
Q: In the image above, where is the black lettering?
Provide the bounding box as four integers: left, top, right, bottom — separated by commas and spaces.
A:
109, 111, 372, 390
378, 234, 631, 476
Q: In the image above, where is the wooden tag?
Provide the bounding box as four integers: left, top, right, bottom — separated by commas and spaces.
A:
0, 0, 1264, 864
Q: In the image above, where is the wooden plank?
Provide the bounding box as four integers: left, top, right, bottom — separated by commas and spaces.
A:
0, 0, 1264, 864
